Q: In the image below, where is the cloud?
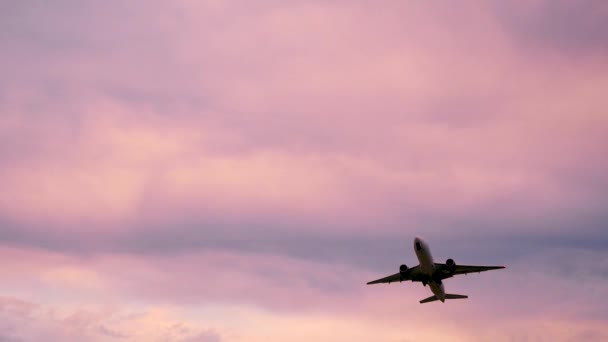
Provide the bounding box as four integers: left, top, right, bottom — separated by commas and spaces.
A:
1, 3, 607, 283
0, 294, 223, 342
493, 0, 608, 56
0, 243, 607, 341
180, 330, 222, 342
0, 1, 607, 341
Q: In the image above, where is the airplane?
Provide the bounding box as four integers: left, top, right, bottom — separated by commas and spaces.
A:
367, 237, 505, 303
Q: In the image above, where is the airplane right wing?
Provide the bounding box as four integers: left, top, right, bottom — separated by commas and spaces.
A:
435, 263, 505, 277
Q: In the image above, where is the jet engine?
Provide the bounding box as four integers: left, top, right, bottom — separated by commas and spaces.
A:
399, 264, 408, 274
446, 258, 456, 272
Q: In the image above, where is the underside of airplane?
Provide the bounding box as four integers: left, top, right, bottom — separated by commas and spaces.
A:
367, 237, 505, 303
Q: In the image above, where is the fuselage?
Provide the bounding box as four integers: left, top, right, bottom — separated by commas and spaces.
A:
414, 237, 445, 302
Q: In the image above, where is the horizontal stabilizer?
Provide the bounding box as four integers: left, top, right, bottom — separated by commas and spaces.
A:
420, 295, 439, 304
445, 294, 468, 300
420, 294, 468, 304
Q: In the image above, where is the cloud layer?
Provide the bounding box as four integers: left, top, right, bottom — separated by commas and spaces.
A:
1, 1, 607, 341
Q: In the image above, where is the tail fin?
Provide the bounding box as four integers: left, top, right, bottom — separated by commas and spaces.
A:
419, 294, 468, 304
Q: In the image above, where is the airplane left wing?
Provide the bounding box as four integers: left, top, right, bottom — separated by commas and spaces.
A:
435, 263, 505, 277
367, 272, 403, 285
367, 266, 422, 284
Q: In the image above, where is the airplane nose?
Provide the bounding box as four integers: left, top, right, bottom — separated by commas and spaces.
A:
414, 237, 423, 251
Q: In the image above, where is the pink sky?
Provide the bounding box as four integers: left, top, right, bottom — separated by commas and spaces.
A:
1, 1, 608, 341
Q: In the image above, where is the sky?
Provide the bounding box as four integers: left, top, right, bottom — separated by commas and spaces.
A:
1, 1, 608, 341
